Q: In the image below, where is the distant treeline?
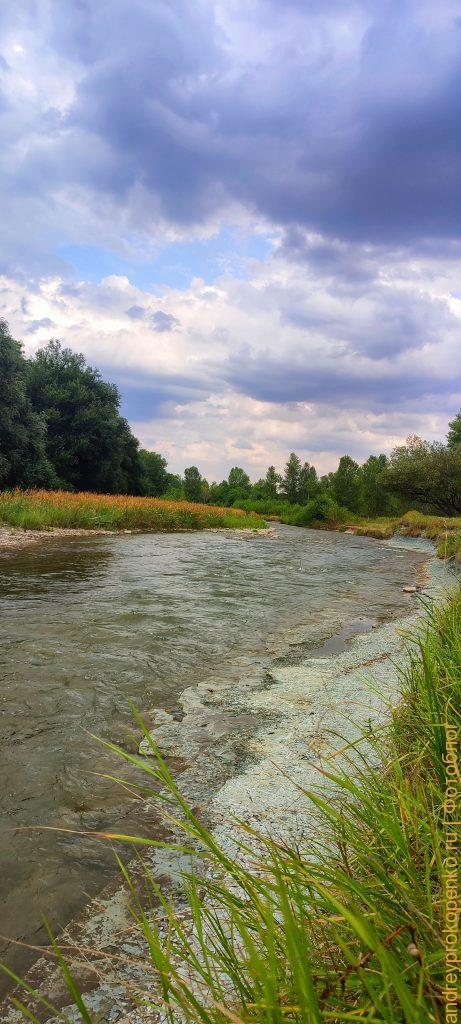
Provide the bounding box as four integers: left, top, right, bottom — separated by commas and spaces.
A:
2, 321, 461, 517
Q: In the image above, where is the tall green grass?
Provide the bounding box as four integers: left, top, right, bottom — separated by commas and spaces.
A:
0, 489, 266, 533
4, 590, 460, 1022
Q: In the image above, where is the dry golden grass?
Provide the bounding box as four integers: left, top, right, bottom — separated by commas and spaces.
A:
0, 488, 266, 533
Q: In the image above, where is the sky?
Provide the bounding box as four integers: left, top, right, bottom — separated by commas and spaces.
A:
1, 0, 461, 481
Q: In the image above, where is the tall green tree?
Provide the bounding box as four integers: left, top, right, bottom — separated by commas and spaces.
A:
0, 321, 54, 488
139, 450, 168, 496
264, 465, 281, 498
282, 452, 301, 503
228, 467, 251, 492
298, 461, 318, 504
359, 454, 390, 516
227, 467, 251, 504
447, 410, 461, 448
28, 340, 142, 493
331, 455, 361, 511
384, 436, 461, 514
183, 466, 202, 502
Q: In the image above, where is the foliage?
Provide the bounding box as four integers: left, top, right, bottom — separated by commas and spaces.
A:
281, 451, 302, 503
292, 493, 348, 527
359, 453, 393, 516
139, 450, 168, 496
10, 588, 461, 1021
264, 465, 282, 498
183, 466, 203, 502
0, 489, 266, 532
298, 461, 318, 503
27, 340, 143, 495
235, 497, 304, 520
331, 454, 361, 511
0, 322, 55, 488
447, 411, 461, 448
384, 435, 461, 515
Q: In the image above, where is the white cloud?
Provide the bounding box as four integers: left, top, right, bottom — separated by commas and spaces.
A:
1, 236, 460, 479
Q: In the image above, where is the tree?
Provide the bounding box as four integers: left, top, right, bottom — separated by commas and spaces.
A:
183, 466, 202, 502
139, 450, 168, 496
447, 411, 461, 448
116, 418, 144, 495
298, 461, 318, 504
0, 321, 54, 488
331, 455, 361, 511
359, 454, 390, 516
28, 340, 142, 493
384, 436, 461, 515
264, 465, 281, 498
282, 452, 301, 504
164, 473, 184, 500
228, 467, 251, 491
227, 466, 251, 504
200, 478, 211, 503
209, 480, 231, 505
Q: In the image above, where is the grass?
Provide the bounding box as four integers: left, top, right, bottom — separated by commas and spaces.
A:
336, 510, 461, 562
0, 489, 266, 533
4, 586, 460, 1021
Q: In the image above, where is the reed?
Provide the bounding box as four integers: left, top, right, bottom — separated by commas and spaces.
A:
0, 488, 266, 533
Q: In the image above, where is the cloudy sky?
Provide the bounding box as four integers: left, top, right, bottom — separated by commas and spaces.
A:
1, 0, 461, 480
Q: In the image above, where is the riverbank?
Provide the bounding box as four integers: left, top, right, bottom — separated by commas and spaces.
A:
323, 510, 461, 562
2, 535, 457, 1022
0, 489, 266, 534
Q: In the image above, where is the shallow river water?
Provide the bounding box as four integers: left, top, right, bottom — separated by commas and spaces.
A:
0, 526, 429, 992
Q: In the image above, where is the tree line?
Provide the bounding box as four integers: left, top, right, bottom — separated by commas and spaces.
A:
161, 434, 461, 521
2, 321, 461, 516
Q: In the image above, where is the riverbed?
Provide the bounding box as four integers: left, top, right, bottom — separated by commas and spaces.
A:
0, 526, 435, 1001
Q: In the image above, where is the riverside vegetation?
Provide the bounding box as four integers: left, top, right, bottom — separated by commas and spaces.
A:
0, 488, 265, 533
4, 581, 460, 1021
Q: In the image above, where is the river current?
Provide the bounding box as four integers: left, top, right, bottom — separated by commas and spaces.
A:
0, 525, 429, 991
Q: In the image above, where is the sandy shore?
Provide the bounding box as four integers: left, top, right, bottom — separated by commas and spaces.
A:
1, 536, 456, 1024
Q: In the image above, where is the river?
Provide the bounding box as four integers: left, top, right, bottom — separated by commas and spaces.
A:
0, 525, 429, 993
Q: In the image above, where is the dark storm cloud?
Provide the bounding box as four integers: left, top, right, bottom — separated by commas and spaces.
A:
2, 0, 461, 260
278, 286, 455, 359
2, 0, 461, 452
224, 350, 461, 411
113, 369, 212, 419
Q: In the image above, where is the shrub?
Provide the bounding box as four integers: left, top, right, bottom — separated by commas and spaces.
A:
293, 494, 349, 527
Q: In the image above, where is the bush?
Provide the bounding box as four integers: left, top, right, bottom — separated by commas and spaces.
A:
293, 494, 349, 527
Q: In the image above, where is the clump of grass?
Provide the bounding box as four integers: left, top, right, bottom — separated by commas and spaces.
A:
437, 532, 461, 563
5, 588, 460, 1021
335, 510, 461, 561
0, 489, 266, 533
